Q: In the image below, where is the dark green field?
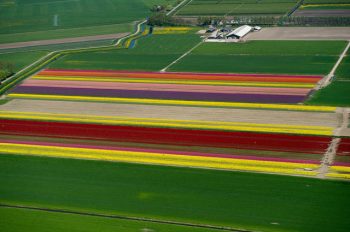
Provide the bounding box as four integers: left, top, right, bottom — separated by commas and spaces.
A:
1, 154, 350, 232
170, 41, 346, 75
51, 33, 201, 71
176, 0, 298, 16
0, 0, 175, 42
307, 81, 350, 106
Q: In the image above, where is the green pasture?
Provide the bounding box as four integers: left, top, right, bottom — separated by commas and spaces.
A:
170, 40, 346, 75
51, 33, 201, 71
0, 0, 176, 42
176, 0, 299, 16
1, 154, 350, 232
0, 207, 221, 232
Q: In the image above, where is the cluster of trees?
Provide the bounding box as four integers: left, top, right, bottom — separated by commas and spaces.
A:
147, 13, 188, 26
0, 62, 14, 81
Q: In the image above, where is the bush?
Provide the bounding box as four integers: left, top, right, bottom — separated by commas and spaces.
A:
0, 62, 14, 81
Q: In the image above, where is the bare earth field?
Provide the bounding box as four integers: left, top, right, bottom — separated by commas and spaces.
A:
0, 99, 341, 128
293, 9, 350, 17
245, 27, 350, 40
0, 33, 129, 50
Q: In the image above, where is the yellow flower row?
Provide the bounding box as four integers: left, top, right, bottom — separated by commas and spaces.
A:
0, 111, 334, 136
326, 173, 350, 180
154, 27, 193, 31
330, 166, 350, 173
8, 93, 336, 113
0, 143, 318, 176
301, 4, 350, 9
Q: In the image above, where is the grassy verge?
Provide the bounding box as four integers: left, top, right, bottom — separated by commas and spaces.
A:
1, 154, 350, 232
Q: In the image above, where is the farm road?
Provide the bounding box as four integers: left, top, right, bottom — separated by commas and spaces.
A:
0, 99, 340, 128
0, 33, 129, 50
245, 27, 350, 40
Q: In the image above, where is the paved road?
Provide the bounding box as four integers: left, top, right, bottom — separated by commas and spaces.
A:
245, 27, 350, 40
0, 32, 129, 50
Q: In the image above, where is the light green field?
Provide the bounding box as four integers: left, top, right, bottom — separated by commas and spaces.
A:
0, 0, 176, 42
0, 23, 133, 44
51, 35, 346, 75
170, 40, 346, 75
1, 154, 350, 232
0, 207, 221, 232
51, 33, 201, 71
177, 0, 299, 16
0, 50, 48, 72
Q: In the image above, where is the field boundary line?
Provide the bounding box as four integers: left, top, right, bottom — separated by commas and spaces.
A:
317, 40, 350, 89
0, 203, 253, 232
160, 40, 203, 72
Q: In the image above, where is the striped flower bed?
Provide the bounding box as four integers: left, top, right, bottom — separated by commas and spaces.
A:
9, 69, 323, 104
0, 115, 332, 154
0, 141, 320, 176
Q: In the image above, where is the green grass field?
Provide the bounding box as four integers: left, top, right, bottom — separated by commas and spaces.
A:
170, 40, 346, 75
0, 0, 176, 42
336, 52, 350, 80
0, 207, 221, 232
176, 0, 299, 16
51, 33, 201, 71
1, 154, 350, 232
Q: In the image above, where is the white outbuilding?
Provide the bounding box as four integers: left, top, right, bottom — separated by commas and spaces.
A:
226, 25, 253, 39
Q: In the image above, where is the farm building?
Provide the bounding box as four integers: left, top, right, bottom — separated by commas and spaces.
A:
227, 25, 253, 39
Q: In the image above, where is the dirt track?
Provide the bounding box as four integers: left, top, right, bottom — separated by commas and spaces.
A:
293, 9, 350, 17
245, 27, 350, 40
0, 33, 129, 50
0, 99, 340, 128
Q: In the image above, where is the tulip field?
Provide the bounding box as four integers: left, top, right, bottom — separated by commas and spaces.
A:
1, 19, 350, 232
